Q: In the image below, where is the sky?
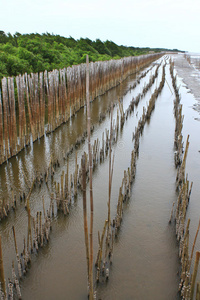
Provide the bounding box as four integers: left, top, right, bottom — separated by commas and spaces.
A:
1, 0, 200, 52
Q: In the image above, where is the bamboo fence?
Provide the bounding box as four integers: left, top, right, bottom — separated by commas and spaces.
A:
0, 53, 162, 165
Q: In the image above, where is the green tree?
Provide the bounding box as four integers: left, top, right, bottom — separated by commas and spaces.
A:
93, 39, 111, 56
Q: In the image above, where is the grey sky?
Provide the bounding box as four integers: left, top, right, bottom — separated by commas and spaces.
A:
1, 0, 200, 52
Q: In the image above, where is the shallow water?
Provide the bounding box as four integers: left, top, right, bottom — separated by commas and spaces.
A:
0, 55, 199, 299
173, 54, 200, 267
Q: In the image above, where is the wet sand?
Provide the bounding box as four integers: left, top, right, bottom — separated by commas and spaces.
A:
173, 53, 200, 114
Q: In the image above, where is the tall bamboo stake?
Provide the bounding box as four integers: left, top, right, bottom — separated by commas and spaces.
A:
1, 78, 10, 159
189, 219, 200, 270
81, 154, 90, 280
86, 54, 94, 300
27, 207, 33, 251
108, 105, 113, 230
190, 251, 200, 300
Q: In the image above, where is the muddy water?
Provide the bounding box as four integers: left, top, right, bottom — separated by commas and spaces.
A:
173, 54, 200, 274
1, 56, 199, 299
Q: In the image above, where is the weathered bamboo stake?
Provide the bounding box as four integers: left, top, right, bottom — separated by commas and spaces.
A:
190, 251, 200, 300
187, 181, 193, 206
16, 75, 22, 150
176, 136, 190, 190
25, 73, 35, 142
182, 135, 190, 170
36, 212, 39, 245
39, 211, 42, 246
9, 77, 17, 156
1, 78, 10, 160
95, 231, 101, 268
69, 174, 72, 204
32, 217, 38, 251
96, 220, 108, 282
82, 154, 90, 281
108, 105, 113, 231
39, 72, 44, 138
22, 74, 28, 145
74, 152, 78, 197
101, 131, 104, 162
86, 54, 94, 300
8, 278, 13, 300
0, 235, 6, 297
169, 201, 175, 223
189, 219, 200, 271
1, 198, 7, 219
7, 78, 13, 156
65, 159, 69, 198
108, 231, 114, 264
23, 237, 28, 274
180, 220, 192, 298
180, 218, 190, 266
61, 171, 64, 200
12, 261, 21, 299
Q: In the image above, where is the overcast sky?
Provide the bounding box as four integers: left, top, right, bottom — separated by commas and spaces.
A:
1, 0, 200, 52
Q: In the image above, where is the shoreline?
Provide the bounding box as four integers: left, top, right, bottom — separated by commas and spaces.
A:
173, 53, 200, 115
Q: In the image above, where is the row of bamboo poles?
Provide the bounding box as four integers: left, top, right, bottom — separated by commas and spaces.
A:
0, 195, 52, 299
169, 59, 200, 300
0, 56, 161, 224
93, 61, 166, 297
0, 56, 164, 299
0, 53, 163, 166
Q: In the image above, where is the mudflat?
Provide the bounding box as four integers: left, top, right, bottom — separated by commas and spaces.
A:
173, 53, 200, 114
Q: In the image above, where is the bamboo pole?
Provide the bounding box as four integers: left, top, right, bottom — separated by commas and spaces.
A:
190, 251, 200, 300
96, 220, 108, 282
27, 207, 33, 251
12, 261, 21, 299
65, 158, 69, 198
1, 78, 10, 160
81, 154, 90, 280
108, 105, 113, 230
189, 219, 200, 270
86, 54, 94, 300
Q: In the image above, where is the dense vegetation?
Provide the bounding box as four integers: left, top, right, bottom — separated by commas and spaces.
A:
0, 31, 179, 80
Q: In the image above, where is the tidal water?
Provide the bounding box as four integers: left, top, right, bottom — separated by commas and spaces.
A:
0, 54, 200, 299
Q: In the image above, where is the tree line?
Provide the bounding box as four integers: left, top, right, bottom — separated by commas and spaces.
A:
0, 31, 179, 80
